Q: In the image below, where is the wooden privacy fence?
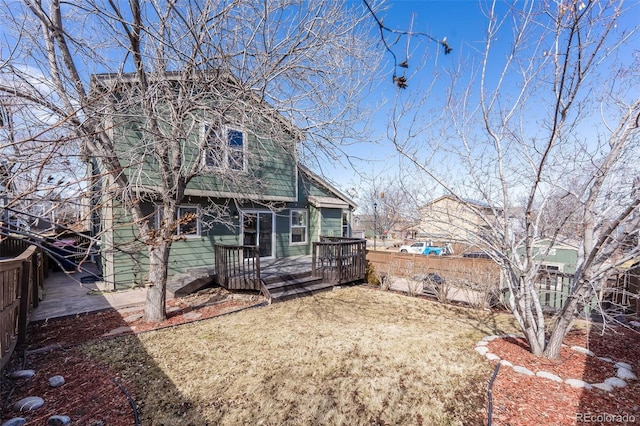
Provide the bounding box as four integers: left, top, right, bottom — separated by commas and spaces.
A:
0, 243, 43, 371
312, 237, 367, 285
369, 251, 640, 315
367, 251, 501, 285
213, 243, 261, 291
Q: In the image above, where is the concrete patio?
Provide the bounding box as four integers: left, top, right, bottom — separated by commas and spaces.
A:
30, 263, 147, 322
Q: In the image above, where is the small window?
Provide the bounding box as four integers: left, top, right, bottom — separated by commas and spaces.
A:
290, 209, 308, 244
152, 205, 200, 237
342, 211, 350, 237
204, 124, 246, 171
177, 206, 199, 237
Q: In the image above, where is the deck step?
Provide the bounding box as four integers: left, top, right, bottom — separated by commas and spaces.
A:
167, 273, 214, 298
266, 275, 332, 303
262, 270, 313, 285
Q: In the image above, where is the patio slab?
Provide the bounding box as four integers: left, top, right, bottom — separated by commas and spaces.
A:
30, 263, 147, 322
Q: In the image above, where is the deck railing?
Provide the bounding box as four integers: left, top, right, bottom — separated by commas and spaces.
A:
213, 243, 261, 291
0, 242, 43, 371
312, 236, 367, 285
0, 237, 31, 259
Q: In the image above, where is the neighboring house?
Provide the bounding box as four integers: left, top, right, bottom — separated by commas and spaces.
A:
90, 73, 357, 288
417, 195, 498, 243
524, 239, 579, 274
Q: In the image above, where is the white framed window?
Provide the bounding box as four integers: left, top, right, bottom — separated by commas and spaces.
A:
151, 205, 200, 237
290, 209, 308, 244
177, 206, 200, 237
342, 211, 350, 237
203, 124, 246, 171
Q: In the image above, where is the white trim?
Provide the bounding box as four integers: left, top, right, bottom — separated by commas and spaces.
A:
289, 209, 308, 245
202, 123, 247, 172
176, 205, 201, 237
240, 209, 275, 258
133, 185, 296, 202
308, 195, 349, 209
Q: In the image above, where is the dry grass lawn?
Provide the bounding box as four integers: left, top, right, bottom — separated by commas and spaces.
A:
85, 286, 519, 425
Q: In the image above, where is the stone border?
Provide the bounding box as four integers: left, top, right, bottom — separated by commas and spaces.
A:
475, 335, 638, 392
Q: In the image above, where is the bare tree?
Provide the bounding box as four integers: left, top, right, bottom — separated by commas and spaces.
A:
357, 176, 419, 242
390, 0, 640, 358
0, 0, 382, 322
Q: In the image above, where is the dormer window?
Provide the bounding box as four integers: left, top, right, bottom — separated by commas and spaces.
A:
203, 124, 246, 171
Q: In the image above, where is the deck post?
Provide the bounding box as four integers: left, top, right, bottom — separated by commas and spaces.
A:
17, 258, 31, 345
312, 243, 317, 277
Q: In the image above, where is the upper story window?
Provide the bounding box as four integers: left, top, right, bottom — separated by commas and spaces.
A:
290, 209, 308, 244
203, 124, 246, 171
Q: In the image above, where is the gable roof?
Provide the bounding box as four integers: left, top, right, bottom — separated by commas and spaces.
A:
298, 164, 357, 210
420, 194, 498, 212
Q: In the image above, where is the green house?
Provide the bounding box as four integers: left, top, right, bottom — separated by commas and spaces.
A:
515, 239, 579, 310
89, 73, 357, 289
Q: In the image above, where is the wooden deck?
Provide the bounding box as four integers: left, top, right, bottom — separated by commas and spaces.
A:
214, 238, 367, 303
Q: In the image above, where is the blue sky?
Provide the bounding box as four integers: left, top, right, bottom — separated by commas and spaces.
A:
323, 0, 496, 193
326, 0, 640, 205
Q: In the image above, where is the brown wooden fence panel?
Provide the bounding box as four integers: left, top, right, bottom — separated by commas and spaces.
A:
367, 251, 500, 282
0, 244, 41, 371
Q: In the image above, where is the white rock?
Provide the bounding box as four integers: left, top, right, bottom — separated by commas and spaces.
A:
47, 415, 71, 425
536, 371, 563, 383
616, 368, 637, 381
13, 397, 44, 412
183, 312, 202, 320
475, 346, 489, 356
614, 361, 633, 370
513, 365, 535, 376
124, 313, 143, 323
482, 335, 500, 342
48, 375, 65, 388
629, 320, 640, 328
592, 382, 614, 392
570, 346, 595, 357
2, 418, 27, 426
8, 370, 35, 380
604, 377, 627, 388
500, 360, 513, 367
565, 379, 593, 389
598, 357, 614, 364
486, 353, 500, 361
476, 341, 489, 346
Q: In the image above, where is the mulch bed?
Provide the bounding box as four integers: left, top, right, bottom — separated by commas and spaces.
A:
488, 327, 640, 426
1, 287, 639, 425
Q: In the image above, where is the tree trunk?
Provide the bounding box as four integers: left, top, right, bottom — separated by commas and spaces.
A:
144, 242, 171, 322
543, 295, 580, 359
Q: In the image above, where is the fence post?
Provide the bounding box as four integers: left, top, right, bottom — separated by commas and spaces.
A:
33, 251, 42, 308
17, 258, 32, 345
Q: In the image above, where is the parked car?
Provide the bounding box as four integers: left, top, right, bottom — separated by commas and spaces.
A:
423, 243, 454, 256
399, 241, 433, 254
462, 251, 492, 259
399, 241, 453, 256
